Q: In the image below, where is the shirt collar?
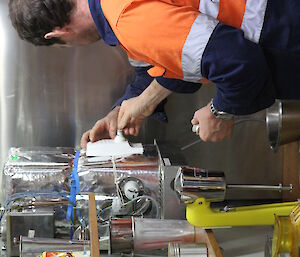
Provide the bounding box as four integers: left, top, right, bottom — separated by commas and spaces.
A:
88, 0, 119, 46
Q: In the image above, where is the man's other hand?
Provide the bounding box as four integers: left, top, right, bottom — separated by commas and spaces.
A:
191, 103, 234, 142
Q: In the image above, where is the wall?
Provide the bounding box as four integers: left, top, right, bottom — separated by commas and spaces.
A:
0, 0, 133, 170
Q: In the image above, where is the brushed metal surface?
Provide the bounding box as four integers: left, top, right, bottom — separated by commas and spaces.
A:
0, 0, 133, 193
267, 100, 300, 151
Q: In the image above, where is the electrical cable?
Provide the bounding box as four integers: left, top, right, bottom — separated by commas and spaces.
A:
111, 156, 125, 205
98, 195, 160, 220
181, 117, 265, 150
0, 192, 69, 222
0, 191, 87, 231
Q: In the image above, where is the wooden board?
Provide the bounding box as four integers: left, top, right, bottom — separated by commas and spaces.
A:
89, 193, 100, 257
282, 142, 300, 201
195, 227, 223, 257
206, 230, 223, 257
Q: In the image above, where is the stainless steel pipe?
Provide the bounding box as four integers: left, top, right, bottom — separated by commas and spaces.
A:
19, 237, 90, 257
174, 167, 226, 203
109, 218, 198, 254
109, 218, 133, 254
227, 184, 293, 191
266, 100, 300, 151
168, 243, 208, 257
174, 167, 293, 203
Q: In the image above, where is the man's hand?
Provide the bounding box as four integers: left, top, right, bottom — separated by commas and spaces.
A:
191, 103, 234, 142
118, 96, 154, 130
118, 80, 172, 130
80, 106, 145, 149
80, 107, 119, 148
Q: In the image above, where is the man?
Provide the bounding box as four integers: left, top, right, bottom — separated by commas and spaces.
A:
9, 0, 300, 146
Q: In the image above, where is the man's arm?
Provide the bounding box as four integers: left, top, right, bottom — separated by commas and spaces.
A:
81, 66, 155, 147
117, 79, 172, 130
112, 66, 169, 123
81, 64, 203, 147
191, 23, 275, 142
201, 23, 275, 115
81, 65, 201, 147
115, 65, 202, 131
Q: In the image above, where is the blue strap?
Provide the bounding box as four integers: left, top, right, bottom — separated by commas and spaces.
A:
66, 149, 81, 238
73, 150, 81, 193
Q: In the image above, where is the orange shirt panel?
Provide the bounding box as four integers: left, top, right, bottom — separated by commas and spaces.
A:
218, 0, 247, 28
102, 0, 199, 79
155, 0, 199, 10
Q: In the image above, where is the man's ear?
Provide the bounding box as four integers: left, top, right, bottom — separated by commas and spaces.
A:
44, 27, 70, 40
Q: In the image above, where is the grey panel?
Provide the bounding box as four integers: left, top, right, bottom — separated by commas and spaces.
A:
7, 212, 54, 256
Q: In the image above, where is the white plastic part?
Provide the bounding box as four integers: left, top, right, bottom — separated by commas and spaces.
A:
124, 180, 140, 200
112, 198, 123, 215
86, 140, 143, 157
114, 130, 126, 143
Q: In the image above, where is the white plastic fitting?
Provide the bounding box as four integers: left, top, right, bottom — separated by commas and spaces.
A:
114, 130, 126, 143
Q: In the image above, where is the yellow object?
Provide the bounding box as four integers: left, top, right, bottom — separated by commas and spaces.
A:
41, 252, 89, 257
267, 203, 300, 257
290, 203, 300, 257
290, 203, 300, 239
272, 216, 293, 256
42, 253, 75, 257
186, 198, 298, 227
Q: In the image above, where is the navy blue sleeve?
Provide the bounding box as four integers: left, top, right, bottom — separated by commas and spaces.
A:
201, 23, 276, 115
113, 66, 202, 122
112, 66, 168, 122
156, 77, 202, 93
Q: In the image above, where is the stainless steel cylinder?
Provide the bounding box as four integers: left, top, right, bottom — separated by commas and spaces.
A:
133, 218, 196, 251
266, 100, 300, 151
19, 237, 90, 257
109, 218, 198, 254
174, 167, 226, 202
168, 243, 208, 257
109, 218, 133, 254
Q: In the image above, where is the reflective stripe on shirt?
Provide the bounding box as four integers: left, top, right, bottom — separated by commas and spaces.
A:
199, 0, 268, 42
181, 14, 218, 82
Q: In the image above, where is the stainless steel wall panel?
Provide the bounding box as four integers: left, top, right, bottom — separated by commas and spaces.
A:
0, 0, 133, 178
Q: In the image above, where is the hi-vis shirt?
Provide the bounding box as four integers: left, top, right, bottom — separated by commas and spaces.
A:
88, 0, 300, 115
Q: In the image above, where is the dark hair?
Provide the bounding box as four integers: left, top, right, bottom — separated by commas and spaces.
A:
9, 0, 75, 46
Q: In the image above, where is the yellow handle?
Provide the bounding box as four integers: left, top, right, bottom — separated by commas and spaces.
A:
186, 198, 298, 227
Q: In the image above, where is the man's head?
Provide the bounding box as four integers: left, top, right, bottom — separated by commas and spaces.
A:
9, 0, 100, 46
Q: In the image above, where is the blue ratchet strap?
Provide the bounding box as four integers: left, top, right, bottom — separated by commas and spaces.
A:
73, 150, 81, 194
66, 149, 81, 238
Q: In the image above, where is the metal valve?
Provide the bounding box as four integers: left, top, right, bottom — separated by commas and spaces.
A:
174, 167, 226, 203
174, 166, 293, 203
